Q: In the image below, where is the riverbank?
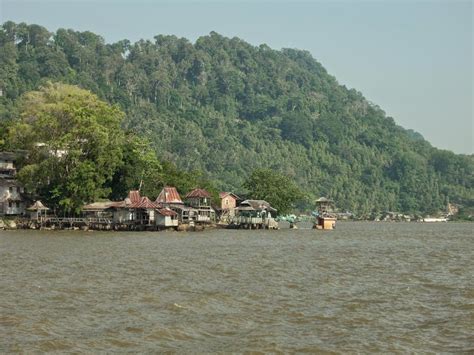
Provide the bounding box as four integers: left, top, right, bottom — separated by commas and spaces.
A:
0, 217, 223, 232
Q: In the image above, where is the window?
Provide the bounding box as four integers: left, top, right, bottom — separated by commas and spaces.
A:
9, 186, 13, 193
8, 201, 12, 208
16, 202, 20, 208
17, 187, 21, 193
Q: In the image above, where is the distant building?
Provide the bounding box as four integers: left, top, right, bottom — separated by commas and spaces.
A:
219, 192, 239, 213
0, 152, 17, 178
186, 188, 211, 208
106, 190, 158, 225
234, 199, 278, 229
0, 152, 27, 216
185, 188, 215, 223
0, 179, 26, 216
155, 186, 184, 205
82, 201, 115, 219
155, 186, 195, 223
155, 207, 178, 228
218, 192, 240, 222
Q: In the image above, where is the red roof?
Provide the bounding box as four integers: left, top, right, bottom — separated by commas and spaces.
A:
135, 196, 157, 209
157, 207, 177, 216
156, 187, 183, 204
128, 190, 141, 204
108, 192, 157, 209
186, 188, 211, 199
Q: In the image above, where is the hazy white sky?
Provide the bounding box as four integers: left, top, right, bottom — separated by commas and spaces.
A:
1, 0, 472, 154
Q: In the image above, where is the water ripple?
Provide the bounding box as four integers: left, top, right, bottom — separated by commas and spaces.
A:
0, 222, 472, 352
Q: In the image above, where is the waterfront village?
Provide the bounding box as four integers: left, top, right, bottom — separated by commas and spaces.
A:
0, 151, 457, 231
0, 151, 285, 231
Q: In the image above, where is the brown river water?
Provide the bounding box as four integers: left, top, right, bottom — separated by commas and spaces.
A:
1, 222, 473, 353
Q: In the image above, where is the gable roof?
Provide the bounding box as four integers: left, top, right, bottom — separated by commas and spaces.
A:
128, 190, 141, 204
135, 196, 157, 209
156, 186, 183, 204
27, 200, 49, 211
186, 188, 211, 199
219, 192, 240, 200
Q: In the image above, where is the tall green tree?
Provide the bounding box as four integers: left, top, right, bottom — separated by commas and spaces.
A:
9, 82, 125, 213
108, 133, 163, 200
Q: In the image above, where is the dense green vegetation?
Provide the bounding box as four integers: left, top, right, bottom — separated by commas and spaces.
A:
243, 169, 304, 215
5, 83, 219, 213
0, 22, 472, 216
8, 83, 124, 212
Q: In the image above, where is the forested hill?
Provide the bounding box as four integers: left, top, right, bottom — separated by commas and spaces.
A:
0, 22, 472, 215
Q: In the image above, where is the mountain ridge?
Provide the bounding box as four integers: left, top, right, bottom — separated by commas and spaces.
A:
0, 22, 472, 215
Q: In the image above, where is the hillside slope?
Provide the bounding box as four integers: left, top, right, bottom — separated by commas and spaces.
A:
0, 22, 472, 215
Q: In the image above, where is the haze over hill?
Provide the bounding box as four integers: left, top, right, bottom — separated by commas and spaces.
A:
0, 22, 472, 215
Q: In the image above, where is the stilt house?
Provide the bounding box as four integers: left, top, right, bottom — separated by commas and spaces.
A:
218, 192, 240, 222
234, 199, 278, 229
156, 186, 196, 223
185, 188, 215, 223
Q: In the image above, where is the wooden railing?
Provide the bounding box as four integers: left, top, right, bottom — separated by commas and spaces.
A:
39, 217, 112, 225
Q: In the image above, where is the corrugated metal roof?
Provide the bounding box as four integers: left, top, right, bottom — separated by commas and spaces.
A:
128, 190, 141, 204
107, 196, 157, 209
186, 188, 211, 198
156, 187, 183, 204
135, 196, 157, 209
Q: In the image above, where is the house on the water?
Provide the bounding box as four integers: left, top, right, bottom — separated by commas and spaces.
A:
82, 201, 115, 219
83, 190, 178, 230
233, 199, 278, 229
218, 192, 240, 222
106, 190, 158, 226
156, 186, 196, 223
185, 188, 215, 223
0, 152, 27, 216
156, 207, 179, 228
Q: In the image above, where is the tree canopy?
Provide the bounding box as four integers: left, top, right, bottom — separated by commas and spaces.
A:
8, 82, 124, 212
243, 169, 304, 215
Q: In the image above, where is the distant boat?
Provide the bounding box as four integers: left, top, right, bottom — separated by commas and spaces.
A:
422, 217, 448, 222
